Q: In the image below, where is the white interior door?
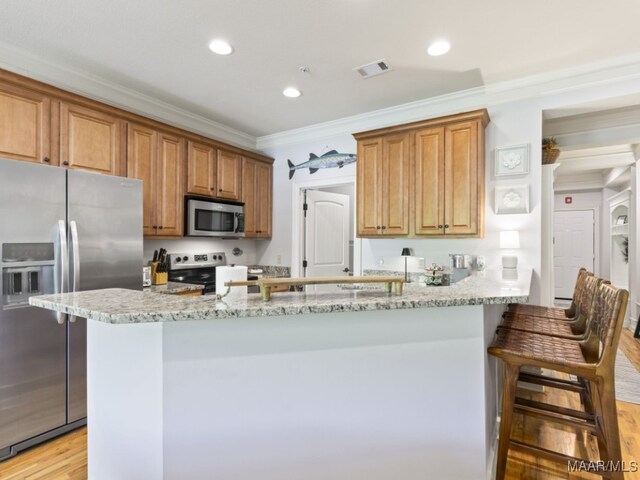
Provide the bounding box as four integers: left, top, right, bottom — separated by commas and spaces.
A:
304, 190, 350, 278
553, 209, 595, 299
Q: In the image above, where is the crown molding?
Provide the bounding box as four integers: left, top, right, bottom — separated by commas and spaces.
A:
258, 53, 640, 150
0, 41, 257, 151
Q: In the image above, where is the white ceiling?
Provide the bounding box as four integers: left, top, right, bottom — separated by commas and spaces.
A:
2, 0, 640, 136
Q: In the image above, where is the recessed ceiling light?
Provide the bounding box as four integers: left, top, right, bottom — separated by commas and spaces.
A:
208, 39, 233, 55
427, 40, 451, 56
283, 87, 302, 98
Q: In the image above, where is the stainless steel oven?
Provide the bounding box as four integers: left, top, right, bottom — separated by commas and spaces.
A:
186, 198, 244, 238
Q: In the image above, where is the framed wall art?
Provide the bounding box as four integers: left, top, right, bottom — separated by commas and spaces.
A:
495, 144, 529, 177
495, 184, 530, 214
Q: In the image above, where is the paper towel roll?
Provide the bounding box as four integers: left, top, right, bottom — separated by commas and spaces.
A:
216, 265, 248, 300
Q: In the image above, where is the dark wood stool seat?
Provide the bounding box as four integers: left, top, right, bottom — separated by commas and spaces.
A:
488, 283, 629, 480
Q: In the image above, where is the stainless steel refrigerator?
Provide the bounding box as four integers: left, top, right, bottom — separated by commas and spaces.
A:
0, 157, 142, 460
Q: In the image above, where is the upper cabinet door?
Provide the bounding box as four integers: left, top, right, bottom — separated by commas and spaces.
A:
255, 162, 272, 238
444, 121, 479, 236
127, 123, 157, 236
156, 133, 184, 236
414, 127, 445, 235
187, 140, 216, 197
60, 102, 123, 175
381, 133, 410, 236
241, 158, 258, 237
0, 83, 51, 164
356, 138, 382, 236
217, 149, 242, 201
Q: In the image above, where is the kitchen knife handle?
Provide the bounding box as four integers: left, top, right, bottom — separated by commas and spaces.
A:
69, 220, 80, 323
56, 220, 69, 324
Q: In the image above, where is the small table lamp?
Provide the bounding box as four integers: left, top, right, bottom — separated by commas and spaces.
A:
401, 248, 412, 282
500, 231, 520, 270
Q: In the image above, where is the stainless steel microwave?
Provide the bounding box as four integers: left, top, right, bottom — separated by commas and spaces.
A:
186, 198, 245, 237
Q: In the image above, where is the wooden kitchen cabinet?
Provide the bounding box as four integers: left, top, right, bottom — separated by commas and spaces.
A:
216, 149, 242, 200
127, 123, 184, 237
186, 140, 217, 197
187, 143, 243, 201
242, 157, 272, 238
354, 109, 488, 238
356, 134, 410, 236
0, 82, 51, 165
443, 121, 481, 236
60, 102, 124, 176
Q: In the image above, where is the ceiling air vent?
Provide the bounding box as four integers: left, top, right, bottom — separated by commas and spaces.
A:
354, 59, 392, 79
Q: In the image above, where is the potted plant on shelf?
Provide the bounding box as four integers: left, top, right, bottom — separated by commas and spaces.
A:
542, 137, 561, 164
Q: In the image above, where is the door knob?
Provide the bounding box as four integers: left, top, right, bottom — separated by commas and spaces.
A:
342, 268, 349, 273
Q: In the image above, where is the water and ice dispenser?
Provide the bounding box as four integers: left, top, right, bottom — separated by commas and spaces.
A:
2, 243, 55, 309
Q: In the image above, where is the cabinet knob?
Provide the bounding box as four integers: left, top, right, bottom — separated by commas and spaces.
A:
159, 226, 164, 230
219, 188, 222, 192
438, 225, 443, 229
63, 160, 69, 166
376, 226, 381, 230
444, 224, 449, 229
210, 187, 215, 191
256, 230, 261, 234
43, 156, 50, 163
152, 225, 158, 229
381, 226, 387, 230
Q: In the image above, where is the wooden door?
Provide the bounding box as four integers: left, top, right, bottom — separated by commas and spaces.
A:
187, 141, 216, 197
414, 127, 445, 236
156, 133, 184, 237
381, 133, 410, 236
356, 138, 382, 236
60, 102, 123, 175
217, 149, 242, 200
0, 82, 51, 165
242, 158, 258, 237
127, 123, 157, 236
444, 121, 478, 235
256, 162, 272, 238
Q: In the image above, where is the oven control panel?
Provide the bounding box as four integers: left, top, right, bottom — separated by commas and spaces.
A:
168, 252, 227, 270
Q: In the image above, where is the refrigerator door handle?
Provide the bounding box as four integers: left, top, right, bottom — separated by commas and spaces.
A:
69, 220, 80, 323
56, 220, 69, 324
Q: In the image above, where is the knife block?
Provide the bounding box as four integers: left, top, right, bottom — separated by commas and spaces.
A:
150, 262, 167, 285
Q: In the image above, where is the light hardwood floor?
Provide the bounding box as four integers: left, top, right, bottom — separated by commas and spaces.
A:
0, 330, 638, 480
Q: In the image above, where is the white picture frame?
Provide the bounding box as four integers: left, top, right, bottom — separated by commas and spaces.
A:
495, 185, 530, 214
495, 144, 529, 177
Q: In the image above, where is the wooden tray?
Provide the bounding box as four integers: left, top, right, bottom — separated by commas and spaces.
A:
225, 276, 403, 301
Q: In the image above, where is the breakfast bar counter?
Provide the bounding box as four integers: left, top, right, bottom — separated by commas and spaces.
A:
31, 269, 532, 480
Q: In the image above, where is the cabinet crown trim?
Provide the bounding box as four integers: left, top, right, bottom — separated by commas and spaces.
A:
352, 109, 489, 140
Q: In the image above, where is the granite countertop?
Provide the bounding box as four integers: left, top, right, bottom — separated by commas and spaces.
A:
143, 282, 204, 295
29, 268, 531, 325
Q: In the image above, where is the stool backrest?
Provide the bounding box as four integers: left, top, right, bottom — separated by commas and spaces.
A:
582, 283, 629, 368
568, 268, 592, 317
577, 275, 602, 319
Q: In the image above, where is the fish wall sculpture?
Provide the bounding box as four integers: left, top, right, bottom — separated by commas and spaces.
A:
288, 150, 357, 179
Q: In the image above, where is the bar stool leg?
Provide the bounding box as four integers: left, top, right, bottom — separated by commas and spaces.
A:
597, 379, 624, 480
496, 363, 520, 480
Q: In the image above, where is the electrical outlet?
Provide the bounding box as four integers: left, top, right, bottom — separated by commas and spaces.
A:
276, 254, 282, 265
378, 256, 384, 266
418, 257, 425, 269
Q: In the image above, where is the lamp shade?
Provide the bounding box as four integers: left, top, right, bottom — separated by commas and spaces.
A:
401, 248, 412, 257
500, 231, 520, 249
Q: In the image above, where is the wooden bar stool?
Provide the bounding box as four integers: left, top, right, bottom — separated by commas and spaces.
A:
488, 283, 629, 480
499, 275, 605, 340
507, 268, 591, 320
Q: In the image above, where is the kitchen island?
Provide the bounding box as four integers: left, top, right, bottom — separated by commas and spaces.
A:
31, 269, 531, 480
